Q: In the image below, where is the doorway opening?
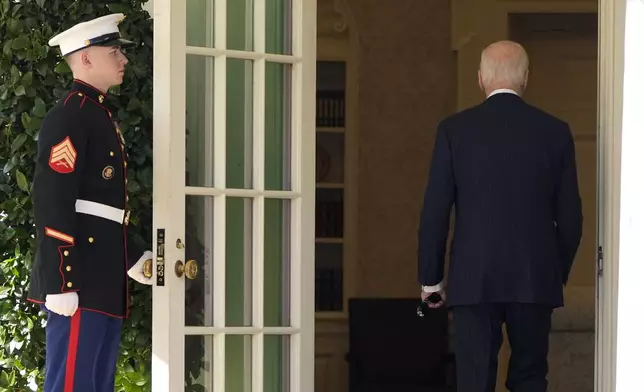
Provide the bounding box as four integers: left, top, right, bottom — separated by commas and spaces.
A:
312, 3, 599, 392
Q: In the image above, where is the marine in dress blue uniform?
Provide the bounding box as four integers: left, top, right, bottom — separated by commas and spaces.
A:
26, 14, 153, 392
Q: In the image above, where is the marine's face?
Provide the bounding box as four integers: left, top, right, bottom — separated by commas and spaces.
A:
85, 45, 129, 88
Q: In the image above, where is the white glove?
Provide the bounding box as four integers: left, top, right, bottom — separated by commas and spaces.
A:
127, 250, 154, 285
45, 292, 79, 317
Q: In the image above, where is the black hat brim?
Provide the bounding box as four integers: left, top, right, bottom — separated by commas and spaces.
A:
95, 38, 136, 48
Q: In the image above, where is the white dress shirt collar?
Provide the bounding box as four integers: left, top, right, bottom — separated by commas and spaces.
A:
487, 88, 519, 98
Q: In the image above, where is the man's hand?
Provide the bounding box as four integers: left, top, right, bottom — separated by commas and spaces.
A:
421, 289, 446, 309
45, 292, 79, 317
128, 250, 154, 285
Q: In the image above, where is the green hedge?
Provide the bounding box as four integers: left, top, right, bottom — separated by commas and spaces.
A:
0, 1, 154, 391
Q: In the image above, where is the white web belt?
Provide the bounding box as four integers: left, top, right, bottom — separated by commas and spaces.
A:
75, 199, 127, 224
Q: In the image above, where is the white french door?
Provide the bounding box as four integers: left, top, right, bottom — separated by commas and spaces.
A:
151, 0, 317, 391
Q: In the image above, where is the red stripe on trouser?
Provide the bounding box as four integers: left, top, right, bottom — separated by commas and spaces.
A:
64, 311, 81, 392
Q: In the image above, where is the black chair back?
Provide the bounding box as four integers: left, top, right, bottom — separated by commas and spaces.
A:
347, 298, 453, 391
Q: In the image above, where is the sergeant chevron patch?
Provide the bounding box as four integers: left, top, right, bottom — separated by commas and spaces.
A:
49, 136, 77, 174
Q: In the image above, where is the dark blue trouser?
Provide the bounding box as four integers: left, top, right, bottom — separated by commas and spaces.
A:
452, 303, 552, 392
42, 306, 122, 392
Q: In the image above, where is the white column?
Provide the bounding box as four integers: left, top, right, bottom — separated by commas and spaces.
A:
615, 0, 644, 390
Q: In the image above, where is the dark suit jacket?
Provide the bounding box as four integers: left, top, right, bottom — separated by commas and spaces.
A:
417, 92, 583, 308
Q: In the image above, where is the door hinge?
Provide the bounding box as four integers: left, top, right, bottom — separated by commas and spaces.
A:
597, 245, 604, 278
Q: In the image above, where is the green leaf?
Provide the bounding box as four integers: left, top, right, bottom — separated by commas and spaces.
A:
0, 370, 11, 387
21, 112, 31, 129
11, 2, 22, 15
6, 19, 20, 35
11, 134, 27, 153
54, 61, 71, 74
3, 160, 15, 174
22, 72, 33, 87
127, 180, 141, 193
27, 117, 42, 132
14, 86, 25, 96
0, 287, 11, 299
36, 62, 49, 77
11, 36, 29, 50
128, 115, 142, 125
10, 65, 20, 83
3, 40, 13, 57
33, 98, 47, 118
15, 170, 28, 192
127, 98, 141, 111
108, 3, 130, 13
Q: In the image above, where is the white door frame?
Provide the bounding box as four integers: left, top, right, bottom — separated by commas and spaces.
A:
596, 0, 644, 391
613, 2, 644, 389
595, 0, 622, 389
150, 0, 186, 389
595, 0, 622, 392
150, 0, 317, 391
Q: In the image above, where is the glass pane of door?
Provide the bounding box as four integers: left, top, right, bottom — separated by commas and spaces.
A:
180, 0, 306, 391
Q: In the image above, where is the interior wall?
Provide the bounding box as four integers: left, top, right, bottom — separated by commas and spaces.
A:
314, 1, 456, 390
509, 12, 597, 392
344, 0, 457, 298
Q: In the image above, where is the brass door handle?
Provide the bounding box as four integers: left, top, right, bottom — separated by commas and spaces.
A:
174, 259, 198, 279
143, 258, 198, 279
143, 258, 153, 278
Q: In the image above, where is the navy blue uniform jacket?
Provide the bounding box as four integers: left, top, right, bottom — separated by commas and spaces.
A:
417, 92, 583, 308
28, 80, 142, 318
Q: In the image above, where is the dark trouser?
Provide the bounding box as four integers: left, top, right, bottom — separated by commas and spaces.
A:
451, 303, 553, 392
43, 306, 122, 392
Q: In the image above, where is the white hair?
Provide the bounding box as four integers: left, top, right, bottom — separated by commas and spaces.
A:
479, 42, 529, 88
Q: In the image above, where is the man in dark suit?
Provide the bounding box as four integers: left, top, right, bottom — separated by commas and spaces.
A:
417, 40, 583, 392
